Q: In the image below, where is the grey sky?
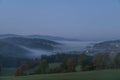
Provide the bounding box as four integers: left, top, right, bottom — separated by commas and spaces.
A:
0, 0, 120, 40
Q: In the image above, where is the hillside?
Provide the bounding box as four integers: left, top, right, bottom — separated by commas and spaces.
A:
0, 40, 29, 58
0, 36, 60, 67
2, 37, 59, 50
1, 69, 120, 80
86, 40, 120, 56
0, 34, 81, 41
0, 37, 59, 56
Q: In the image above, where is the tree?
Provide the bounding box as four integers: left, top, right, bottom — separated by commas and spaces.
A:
34, 60, 49, 74
78, 53, 88, 71
49, 66, 62, 73
59, 57, 76, 73
93, 53, 110, 69
14, 63, 29, 76
78, 53, 94, 71
66, 57, 75, 72
114, 53, 120, 68
102, 53, 111, 69
0, 64, 2, 72
14, 67, 22, 76
93, 53, 102, 69
0, 55, 2, 72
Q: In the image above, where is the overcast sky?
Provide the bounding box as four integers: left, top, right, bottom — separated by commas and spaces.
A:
0, 0, 120, 40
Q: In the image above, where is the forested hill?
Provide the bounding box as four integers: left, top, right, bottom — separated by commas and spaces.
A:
0, 36, 60, 67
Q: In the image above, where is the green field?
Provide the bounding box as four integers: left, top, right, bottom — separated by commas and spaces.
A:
0, 68, 15, 76
1, 69, 120, 80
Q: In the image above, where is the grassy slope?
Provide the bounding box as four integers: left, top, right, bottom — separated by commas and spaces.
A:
1, 69, 120, 80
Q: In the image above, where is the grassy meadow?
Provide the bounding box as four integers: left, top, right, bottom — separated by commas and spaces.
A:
0, 68, 15, 76
1, 69, 120, 80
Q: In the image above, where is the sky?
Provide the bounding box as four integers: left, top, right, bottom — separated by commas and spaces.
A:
0, 0, 120, 40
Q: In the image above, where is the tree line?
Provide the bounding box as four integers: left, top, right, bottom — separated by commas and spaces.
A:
14, 52, 120, 76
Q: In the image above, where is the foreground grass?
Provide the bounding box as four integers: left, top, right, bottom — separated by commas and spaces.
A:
1, 69, 120, 80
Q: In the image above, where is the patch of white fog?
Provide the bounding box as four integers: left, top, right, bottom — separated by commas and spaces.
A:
19, 41, 97, 59
54, 40, 96, 53
19, 46, 53, 59
27, 49, 53, 58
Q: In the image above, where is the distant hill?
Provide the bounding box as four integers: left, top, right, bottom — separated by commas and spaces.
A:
0, 36, 60, 57
27, 35, 81, 41
0, 36, 60, 67
0, 34, 22, 39
0, 40, 29, 58
86, 40, 120, 56
0, 34, 81, 41
2, 37, 59, 50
